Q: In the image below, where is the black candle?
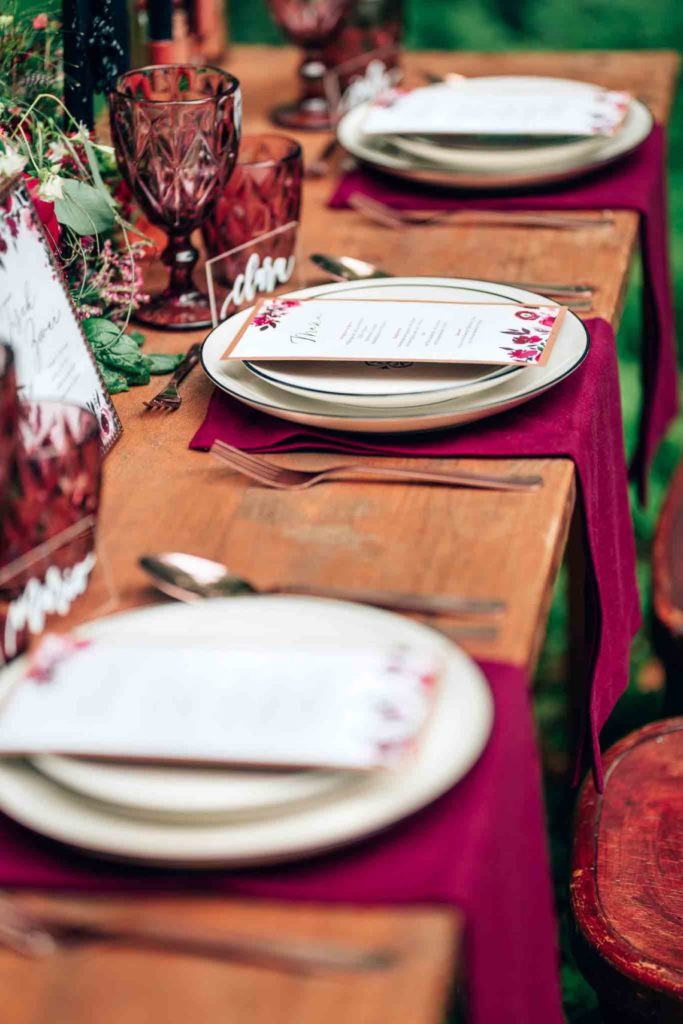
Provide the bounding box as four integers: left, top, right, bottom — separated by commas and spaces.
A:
62, 0, 93, 128
147, 0, 173, 42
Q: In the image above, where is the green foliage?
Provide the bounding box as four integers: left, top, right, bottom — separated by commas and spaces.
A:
53, 179, 116, 235
82, 318, 183, 390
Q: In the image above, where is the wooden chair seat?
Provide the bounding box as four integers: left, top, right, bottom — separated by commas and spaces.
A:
653, 462, 683, 714
571, 718, 683, 1023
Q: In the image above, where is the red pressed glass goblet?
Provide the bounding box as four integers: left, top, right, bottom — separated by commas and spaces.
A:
202, 134, 303, 294
266, 0, 353, 130
0, 402, 102, 662
110, 64, 241, 330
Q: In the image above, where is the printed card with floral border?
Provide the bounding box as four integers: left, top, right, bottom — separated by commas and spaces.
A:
222, 296, 567, 367
0, 175, 121, 452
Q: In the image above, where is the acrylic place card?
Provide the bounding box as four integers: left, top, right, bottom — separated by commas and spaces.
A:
0, 638, 441, 771
361, 82, 631, 138
222, 298, 566, 367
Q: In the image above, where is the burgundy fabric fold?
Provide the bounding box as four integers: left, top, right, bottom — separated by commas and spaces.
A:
190, 318, 642, 785
0, 661, 563, 1024
329, 126, 677, 501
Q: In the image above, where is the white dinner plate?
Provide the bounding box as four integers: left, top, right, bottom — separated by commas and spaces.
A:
201, 278, 590, 433
385, 78, 619, 173
338, 78, 653, 190
31, 755, 353, 825
244, 357, 521, 409
0, 597, 494, 867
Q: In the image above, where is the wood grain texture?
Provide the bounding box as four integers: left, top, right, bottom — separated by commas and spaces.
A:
0, 898, 460, 1024
571, 719, 683, 1022
3, 47, 679, 1024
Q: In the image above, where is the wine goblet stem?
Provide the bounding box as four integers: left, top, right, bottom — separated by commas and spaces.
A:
163, 233, 200, 299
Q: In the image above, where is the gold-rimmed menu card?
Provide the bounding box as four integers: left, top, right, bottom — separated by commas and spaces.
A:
222, 297, 567, 367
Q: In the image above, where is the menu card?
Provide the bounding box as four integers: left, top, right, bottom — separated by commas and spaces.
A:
362, 82, 631, 138
223, 298, 566, 367
0, 639, 442, 770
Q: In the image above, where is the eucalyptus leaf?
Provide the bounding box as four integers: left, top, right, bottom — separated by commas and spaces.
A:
145, 353, 185, 375
54, 179, 115, 235
82, 136, 118, 210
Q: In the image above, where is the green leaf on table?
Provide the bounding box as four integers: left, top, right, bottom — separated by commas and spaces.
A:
54, 179, 115, 235
82, 317, 149, 375
129, 330, 146, 347
145, 353, 185, 375
99, 364, 129, 394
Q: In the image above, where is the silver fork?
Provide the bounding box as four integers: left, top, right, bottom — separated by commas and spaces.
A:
144, 342, 202, 411
211, 441, 543, 492
349, 193, 614, 232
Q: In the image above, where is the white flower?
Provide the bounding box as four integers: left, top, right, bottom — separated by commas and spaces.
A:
0, 143, 27, 178
47, 140, 68, 166
37, 174, 64, 201
0, 15, 14, 27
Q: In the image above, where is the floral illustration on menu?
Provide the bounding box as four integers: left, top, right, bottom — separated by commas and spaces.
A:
499, 307, 561, 363
252, 298, 302, 330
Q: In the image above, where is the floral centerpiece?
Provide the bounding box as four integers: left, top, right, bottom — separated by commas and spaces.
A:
0, 7, 182, 393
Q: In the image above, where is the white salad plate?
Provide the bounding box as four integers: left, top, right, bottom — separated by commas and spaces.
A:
0, 596, 494, 867
337, 77, 653, 190
386, 78, 619, 173
244, 357, 521, 410
31, 754, 352, 825
201, 277, 590, 433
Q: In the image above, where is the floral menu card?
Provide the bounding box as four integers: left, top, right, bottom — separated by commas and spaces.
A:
0, 638, 441, 770
0, 179, 120, 450
223, 298, 566, 367
362, 82, 631, 138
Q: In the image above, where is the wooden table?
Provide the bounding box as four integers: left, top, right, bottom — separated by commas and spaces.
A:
2, 47, 678, 1024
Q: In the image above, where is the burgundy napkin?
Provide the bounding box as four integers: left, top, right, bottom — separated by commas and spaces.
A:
191, 318, 641, 785
0, 661, 563, 1024
329, 126, 677, 501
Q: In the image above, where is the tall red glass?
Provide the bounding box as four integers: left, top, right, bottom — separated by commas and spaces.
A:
110, 64, 241, 330
202, 134, 303, 293
0, 402, 102, 663
266, 0, 353, 129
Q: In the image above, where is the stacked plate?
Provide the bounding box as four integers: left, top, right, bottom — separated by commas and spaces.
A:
201, 277, 590, 433
0, 596, 493, 867
337, 76, 653, 190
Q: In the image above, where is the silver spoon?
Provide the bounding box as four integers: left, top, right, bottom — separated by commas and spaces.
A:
310, 253, 595, 299
139, 552, 505, 621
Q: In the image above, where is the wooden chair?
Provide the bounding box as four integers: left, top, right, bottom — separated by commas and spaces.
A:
653, 461, 683, 715
570, 718, 683, 1023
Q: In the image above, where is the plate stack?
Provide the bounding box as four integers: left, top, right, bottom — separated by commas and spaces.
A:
336, 76, 653, 190
0, 597, 493, 867
201, 277, 590, 434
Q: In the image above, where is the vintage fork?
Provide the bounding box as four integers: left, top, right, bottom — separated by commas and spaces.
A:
349, 193, 615, 233
211, 440, 543, 492
144, 342, 202, 411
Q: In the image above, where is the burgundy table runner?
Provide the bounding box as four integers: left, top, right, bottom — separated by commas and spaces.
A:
329, 126, 677, 501
191, 318, 642, 786
0, 660, 563, 1024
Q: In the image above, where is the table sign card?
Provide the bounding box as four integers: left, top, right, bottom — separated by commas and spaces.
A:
205, 222, 304, 327
0, 640, 441, 770
362, 82, 631, 138
324, 49, 403, 121
223, 298, 566, 367
0, 177, 121, 451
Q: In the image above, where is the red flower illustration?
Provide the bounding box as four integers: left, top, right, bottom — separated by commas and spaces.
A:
515, 309, 539, 320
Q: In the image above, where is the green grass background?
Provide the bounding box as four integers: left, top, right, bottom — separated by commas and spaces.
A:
14, 1, 681, 1018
